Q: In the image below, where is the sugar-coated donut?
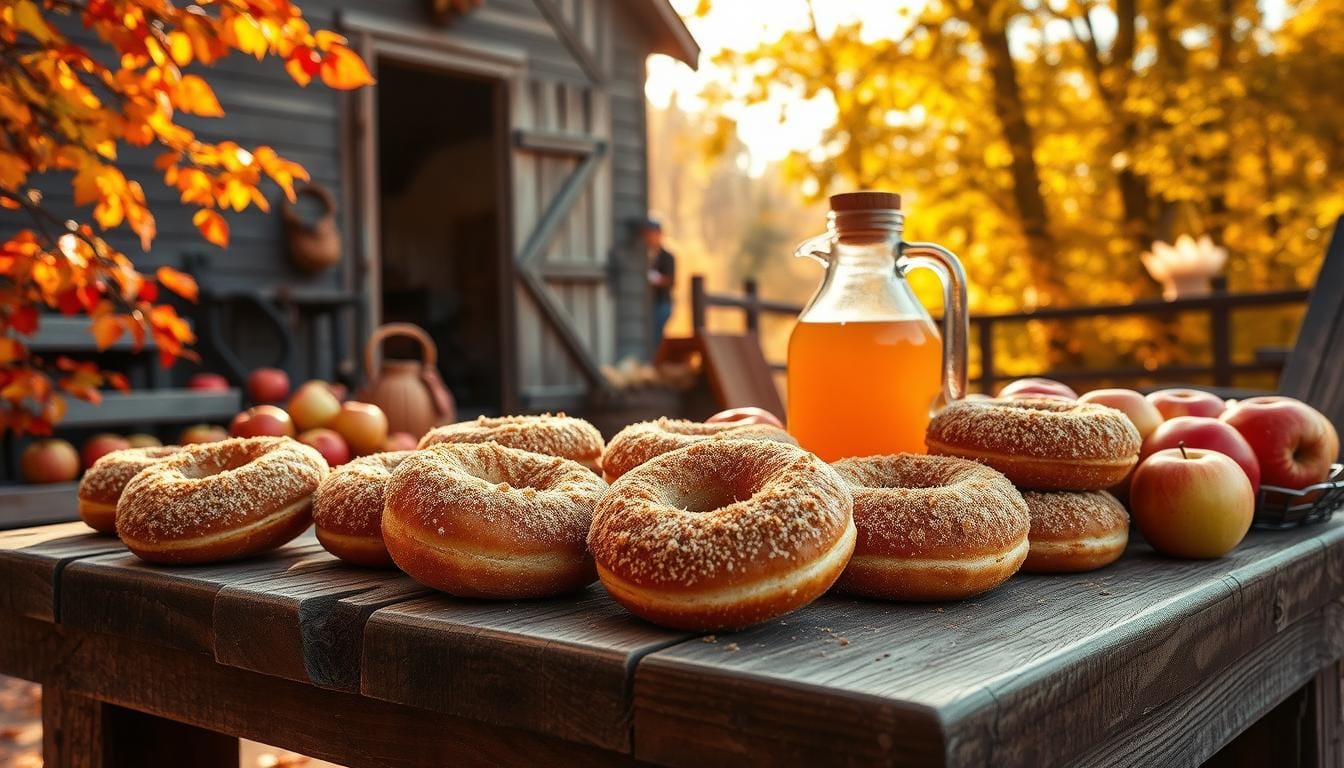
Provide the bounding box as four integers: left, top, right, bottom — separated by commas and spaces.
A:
312, 451, 413, 567
600, 417, 797, 482
77, 445, 183, 534
383, 442, 606, 598
117, 437, 327, 564
926, 397, 1141, 490
1021, 490, 1129, 573
418, 413, 604, 471
831, 454, 1029, 601
589, 439, 855, 631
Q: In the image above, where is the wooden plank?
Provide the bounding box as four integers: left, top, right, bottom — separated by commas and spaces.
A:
0, 482, 80, 530
0, 523, 124, 621
696, 332, 787, 420
61, 535, 326, 655
1063, 603, 1341, 768
515, 128, 604, 157
532, 0, 606, 84
361, 584, 693, 752
61, 389, 242, 428
634, 520, 1344, 767
0, 615, 634, 768
212, 560, 429, 691
1279, 214, 1344, 433
1315, 660, 1344, 768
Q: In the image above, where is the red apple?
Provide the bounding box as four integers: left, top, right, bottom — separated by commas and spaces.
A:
230, 404, 296, 438
180, 424, 228, 445
247, 367, 291, 404
1130, 446, 1254, 558
125, 433, 162, 448
1220, 396, 1339, 490
997, 377, 1078, 400
382, 431, 419, 452
298, 428, 350, 467
1140, 416, 1261, 493
1146, 388, 1225, 420
81, 433, 131, 469
706, 406, 785, 429
288, 380, 342, 432
21, 439, 80, 484
1079, 388, 1165, 441
188, 372, 230, 392
330, 401, 389, 456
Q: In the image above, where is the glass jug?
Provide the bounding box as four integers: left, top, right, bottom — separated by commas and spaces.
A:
787, 191, 968, 461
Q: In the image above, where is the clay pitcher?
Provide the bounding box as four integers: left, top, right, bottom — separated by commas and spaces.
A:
360, 323, 456, 437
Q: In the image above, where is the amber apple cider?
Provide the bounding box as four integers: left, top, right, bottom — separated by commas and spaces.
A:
786, 317, 943, 461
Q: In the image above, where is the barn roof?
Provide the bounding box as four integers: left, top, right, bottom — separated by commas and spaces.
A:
631, 0, 700, 68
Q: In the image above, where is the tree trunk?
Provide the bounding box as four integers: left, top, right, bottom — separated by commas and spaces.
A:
972, 6, 1074, 366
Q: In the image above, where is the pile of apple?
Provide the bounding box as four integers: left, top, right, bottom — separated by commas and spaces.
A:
20, 432, 167, 485
999, 378, 1341, 558
226, 367, 417, 466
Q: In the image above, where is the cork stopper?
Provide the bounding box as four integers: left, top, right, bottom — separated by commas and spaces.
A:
829, 191, 901, 212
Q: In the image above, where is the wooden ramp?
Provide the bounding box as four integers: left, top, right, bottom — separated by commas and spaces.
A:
673, 331, 785, 422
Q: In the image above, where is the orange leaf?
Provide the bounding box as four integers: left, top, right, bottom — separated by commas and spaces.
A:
177, 75, 224, 117
90, 315, 124, 350
0, 338, 24, 364
192, 209, 229, 247
319, 46, 374, 90
156, 266, 199, 302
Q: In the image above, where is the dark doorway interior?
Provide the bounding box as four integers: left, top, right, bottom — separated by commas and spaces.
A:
377, 60, 505, 414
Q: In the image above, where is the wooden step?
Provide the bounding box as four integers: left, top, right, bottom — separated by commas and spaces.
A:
62, 388, 242, 427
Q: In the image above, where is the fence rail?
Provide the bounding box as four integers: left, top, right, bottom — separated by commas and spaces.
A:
688, 275, 1311, 392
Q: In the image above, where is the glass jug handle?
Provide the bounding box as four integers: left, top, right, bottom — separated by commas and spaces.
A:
793, 232, 833, 264
899, 242, 968, 409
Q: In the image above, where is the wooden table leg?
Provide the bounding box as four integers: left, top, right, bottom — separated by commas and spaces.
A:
1316, 660, 1343, 768
42, 687, 238, 768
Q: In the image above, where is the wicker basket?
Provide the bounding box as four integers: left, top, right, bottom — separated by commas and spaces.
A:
1253, 463, 1344, 529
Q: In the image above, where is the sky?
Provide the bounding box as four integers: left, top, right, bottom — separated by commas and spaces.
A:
644, 0, 1291, 174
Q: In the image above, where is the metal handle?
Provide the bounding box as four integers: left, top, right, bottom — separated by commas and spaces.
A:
899, 241, 968, 408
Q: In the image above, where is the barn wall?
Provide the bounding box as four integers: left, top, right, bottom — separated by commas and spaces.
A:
3, 0, 664, 405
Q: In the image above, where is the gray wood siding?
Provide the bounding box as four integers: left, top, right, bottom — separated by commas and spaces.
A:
2, 0, 662, 401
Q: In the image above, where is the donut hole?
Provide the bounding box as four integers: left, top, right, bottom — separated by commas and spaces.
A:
662, 467, 767, 514
179, 450, 256, 479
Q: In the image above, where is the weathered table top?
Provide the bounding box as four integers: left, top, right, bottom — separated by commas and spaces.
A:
1, 517, 1341, 767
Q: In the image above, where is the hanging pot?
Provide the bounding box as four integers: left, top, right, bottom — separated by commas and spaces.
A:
359, 323, 457, 437
282, 183, 342, 274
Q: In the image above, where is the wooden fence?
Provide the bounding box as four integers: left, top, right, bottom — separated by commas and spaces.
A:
688, 275, 1311, 393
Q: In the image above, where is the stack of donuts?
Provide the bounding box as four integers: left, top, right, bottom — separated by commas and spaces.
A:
926, 397, 1141, 574
71, 395, 1144, 634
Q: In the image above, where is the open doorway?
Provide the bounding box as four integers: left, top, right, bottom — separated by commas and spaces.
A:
375, 60, 509, 415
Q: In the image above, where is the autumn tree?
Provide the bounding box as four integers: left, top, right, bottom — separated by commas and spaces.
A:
703, 0, 1344, 378
0, 0, 372, 435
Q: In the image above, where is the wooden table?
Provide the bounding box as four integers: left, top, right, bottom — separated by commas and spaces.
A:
1, 519, 1341, 767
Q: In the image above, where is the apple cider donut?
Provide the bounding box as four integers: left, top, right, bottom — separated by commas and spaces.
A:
589, 439, 855, 631
599, 417, 797, 482
117, 437, 327, 564
1021, 490, 1129, 573
926, 397, 1141, 490
417, 414, 604, 471
312, 451, 414, 567
831, 454, 1029, 601
77, 445, 183, 534
383, 442, 606, 598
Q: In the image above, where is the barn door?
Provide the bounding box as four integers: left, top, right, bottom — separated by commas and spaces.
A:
510, 8, 614, 408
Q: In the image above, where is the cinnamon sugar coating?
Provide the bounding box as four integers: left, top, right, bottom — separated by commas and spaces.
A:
600, 418, 797, 480
1022, 490, 1129, 543
116, 436, 326, 545
313, 451, 414, 537
385, 441, 605, 558
78, 445, 184, 506
589, 439, 852, 591
417, 413, 603, 466
927, 397, 1141, 460
831, 453, 1029, 559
